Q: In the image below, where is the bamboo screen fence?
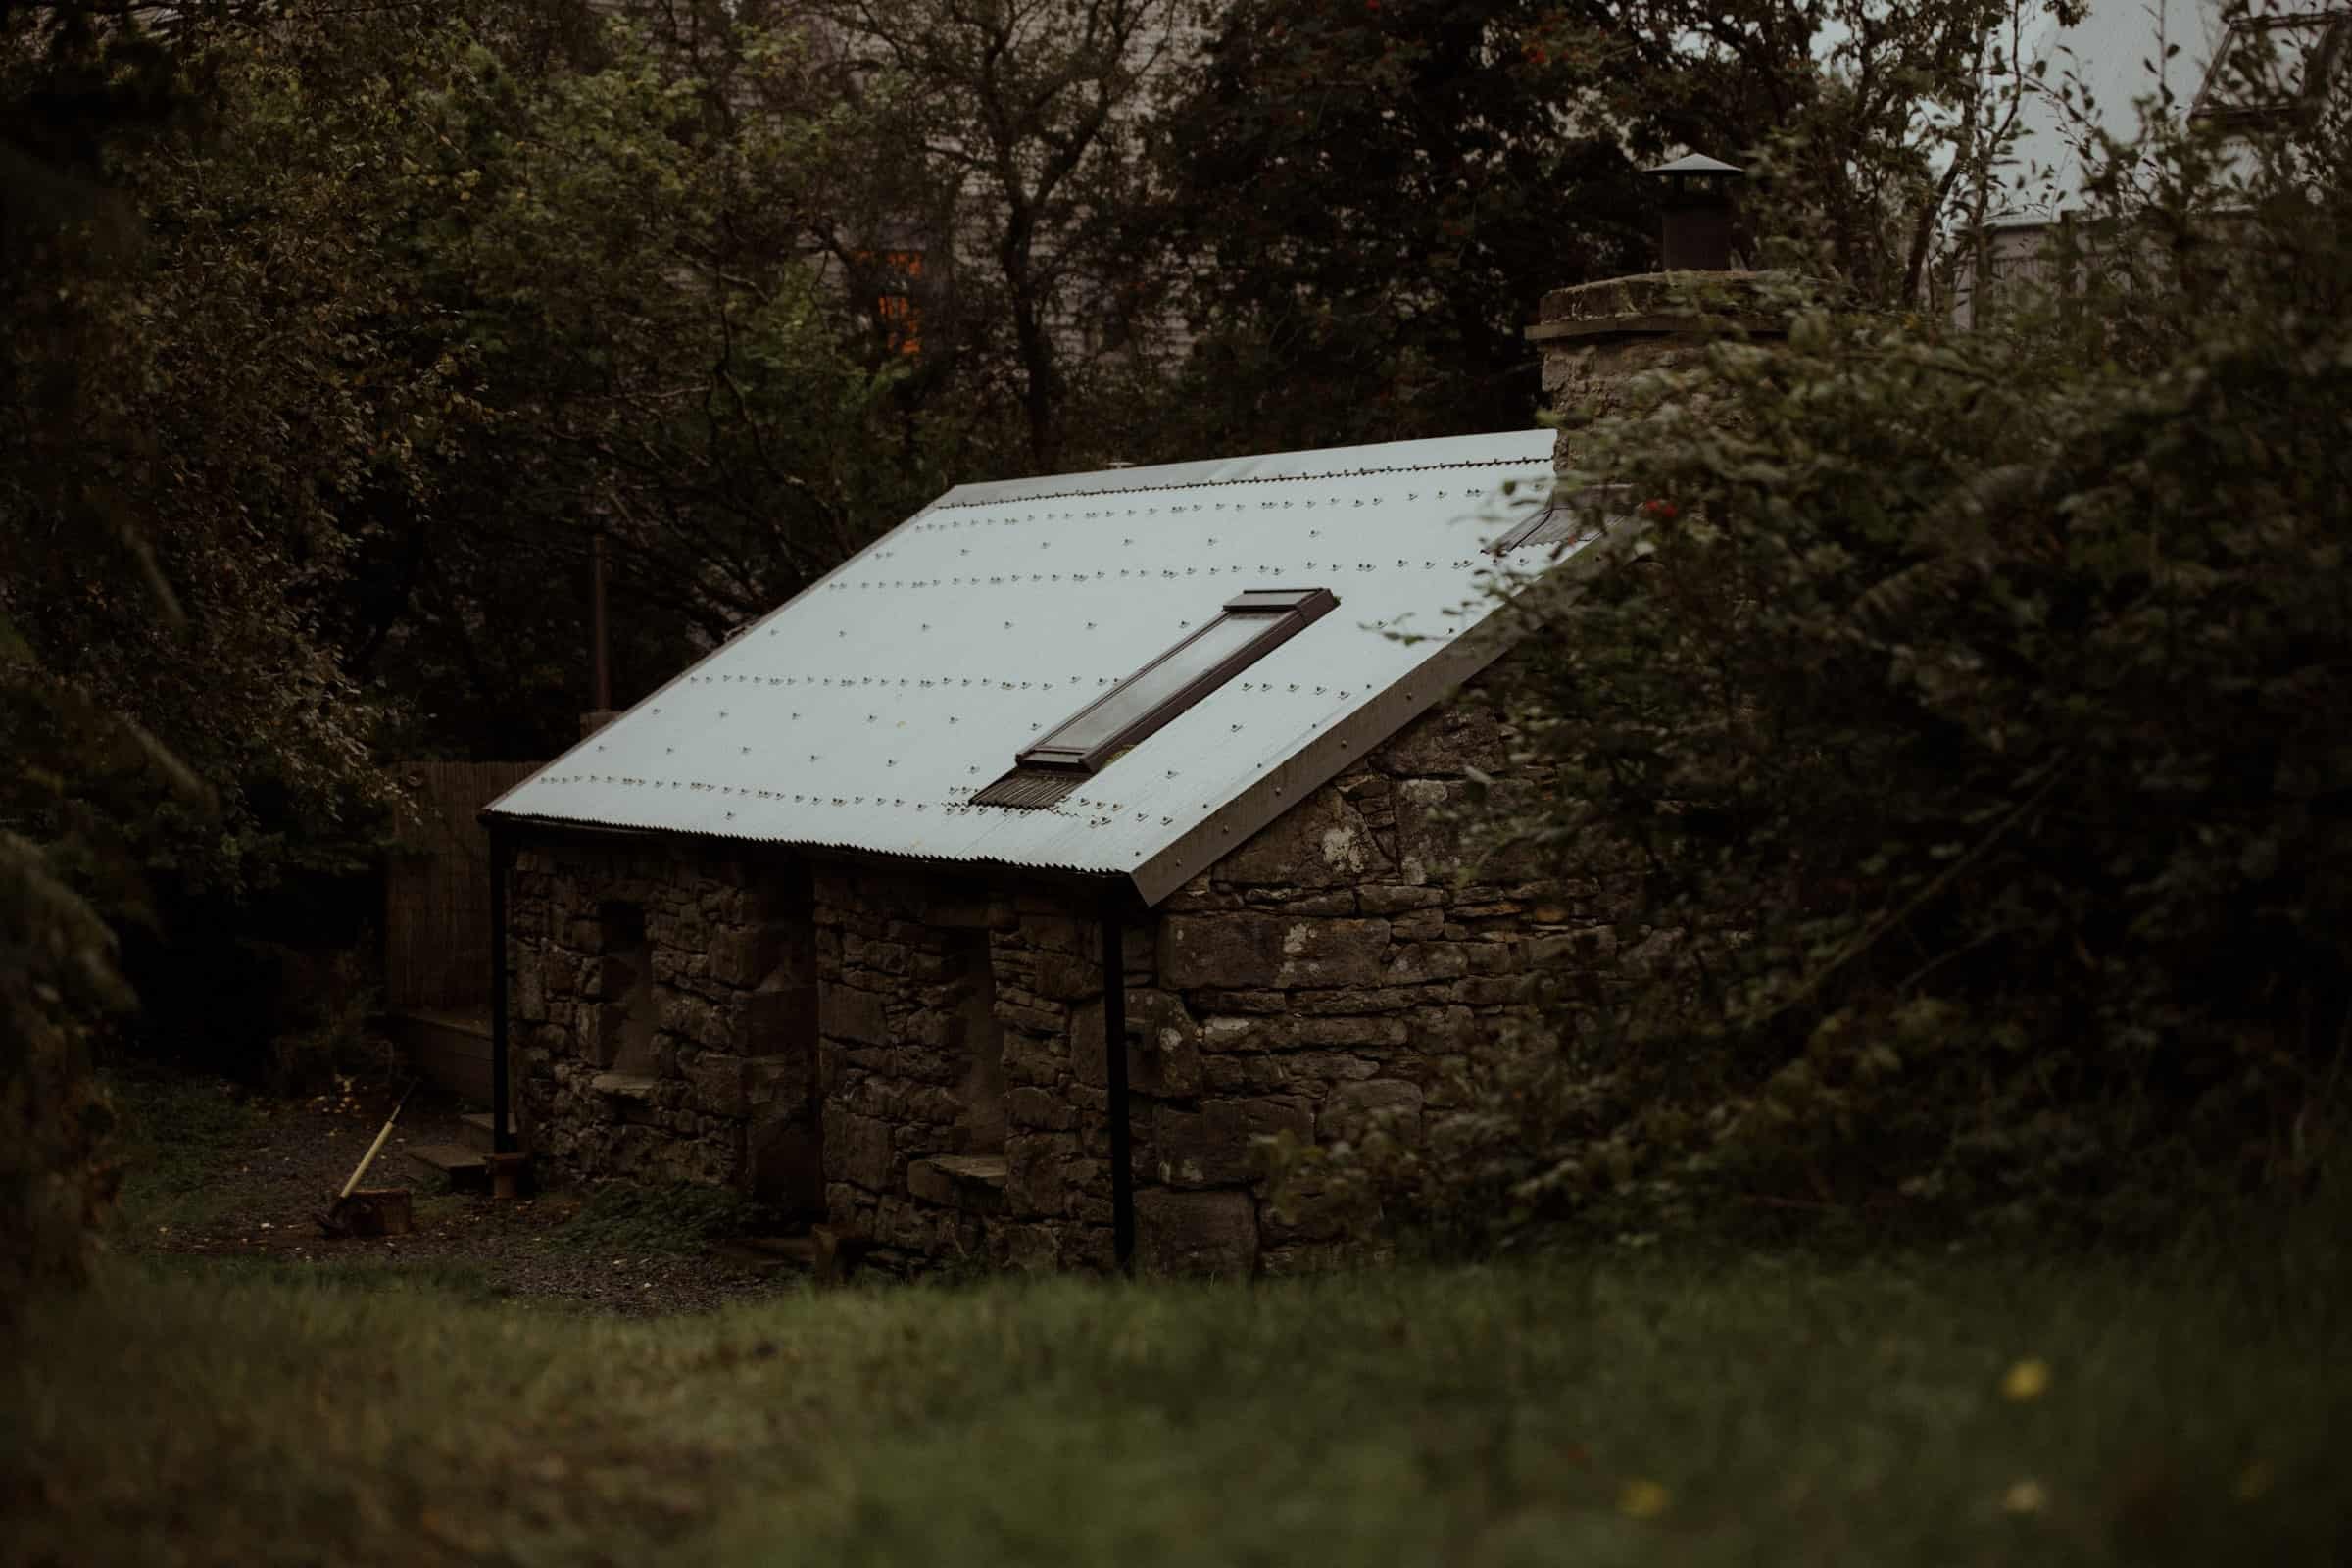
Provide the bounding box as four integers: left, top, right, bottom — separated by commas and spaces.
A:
383, 760, 540, 1012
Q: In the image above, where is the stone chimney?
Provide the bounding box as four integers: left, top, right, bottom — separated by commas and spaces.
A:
1526, 156, 1787, 470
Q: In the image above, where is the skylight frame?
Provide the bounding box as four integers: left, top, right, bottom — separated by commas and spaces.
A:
1491, 483, 1636, 556
1018, 587, 1338, 772
969, 587, 1337, 808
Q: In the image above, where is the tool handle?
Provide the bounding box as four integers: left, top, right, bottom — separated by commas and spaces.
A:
339, 1082, 416, 1200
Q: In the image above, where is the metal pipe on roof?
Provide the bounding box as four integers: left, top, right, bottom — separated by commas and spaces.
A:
1102, 902, 1134, 1272
1646, 153, 1743, 272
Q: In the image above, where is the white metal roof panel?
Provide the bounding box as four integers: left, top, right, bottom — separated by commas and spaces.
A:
485, 430, 1577, 900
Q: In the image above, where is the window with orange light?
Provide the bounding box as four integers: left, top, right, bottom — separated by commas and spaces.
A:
857, 249, 924, 356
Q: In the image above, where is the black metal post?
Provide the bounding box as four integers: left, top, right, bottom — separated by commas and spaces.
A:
1101, 902, 1134, 1272
488, 825, 516, 1155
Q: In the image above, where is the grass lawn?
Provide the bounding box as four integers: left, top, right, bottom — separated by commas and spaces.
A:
8, 1232, 2348, 1567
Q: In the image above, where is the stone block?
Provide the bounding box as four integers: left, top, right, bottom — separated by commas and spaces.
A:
1391, 778, 1455, 885
1001, 1029, 1067, 1089
1001, 1223, 1063, 1272
1359, 884, 1446, 914
683, 1053, 746, 1117
1006, 1086, 1077, 1133
1214, 787, 1396, 888
709, 925, 782, 988
1405, 1004, 1478, 1053
1384, 943, 1471, 985
819, 983, 888, 1046
1529, 928, 1612, 968
1159, 915, 1391, 990
1259, 1165, 1359, 1244
573, 1010, 630, 1071
1004, 1130, 1079, 1217
1187, 989, 1290, 1015
1072, 989, 1205, 1097
1293, 1016, 1410, 1050
1153, 1098, 1312, 1187
1197, 1014, 1279, 1054
514, 961, 548, 1023
1319, 1079, 1426, 1145
1019, 914, 1092, 956
826, 1111, 896, 1191
1376, 700, 1501, 779
1136, 1189, 1259, 1277
1032, 951, 1101, 1003
1203, 1052, 1376, 1096
1239, 888, 1358, 916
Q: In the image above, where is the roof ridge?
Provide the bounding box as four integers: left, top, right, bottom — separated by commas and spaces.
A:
927, 456, 1547, 512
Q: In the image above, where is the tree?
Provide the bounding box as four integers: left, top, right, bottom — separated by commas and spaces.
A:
1146, 1, 2049, 455
800, 0, 1204, 471
1319, 75, 2352, 1247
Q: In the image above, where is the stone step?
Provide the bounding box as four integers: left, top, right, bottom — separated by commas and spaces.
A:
459, 1111, 499, 1153
590, 1072, 660, 1101
404, 1142, 488, 1191
907, 1153, 1008, 1214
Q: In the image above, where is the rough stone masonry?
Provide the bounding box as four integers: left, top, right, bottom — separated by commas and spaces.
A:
503, 270, 1773, 1275
505, 667, 1615, 1276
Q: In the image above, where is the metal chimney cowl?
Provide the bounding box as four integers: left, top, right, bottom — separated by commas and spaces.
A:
1646, 153, 1743, 272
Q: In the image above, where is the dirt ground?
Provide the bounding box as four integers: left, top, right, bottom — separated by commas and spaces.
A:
124, 1076, 808, 1316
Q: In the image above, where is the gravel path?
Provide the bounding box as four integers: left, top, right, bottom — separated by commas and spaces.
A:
127, 1077, 809, 1317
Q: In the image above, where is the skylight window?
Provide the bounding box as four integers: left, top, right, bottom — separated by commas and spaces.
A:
971, 588, 1336, 809
1492, 484, 1635, 555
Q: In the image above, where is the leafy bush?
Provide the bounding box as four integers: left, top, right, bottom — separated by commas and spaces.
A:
1323, 87, 2352, 1249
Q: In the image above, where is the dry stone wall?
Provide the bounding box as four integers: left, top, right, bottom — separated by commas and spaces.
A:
505, 662, 1605, 1278
507, 843, 822, 1212
1110, 664, 1610, 1274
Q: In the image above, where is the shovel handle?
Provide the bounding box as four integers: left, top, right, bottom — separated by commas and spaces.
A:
339, 1081, 416, 1200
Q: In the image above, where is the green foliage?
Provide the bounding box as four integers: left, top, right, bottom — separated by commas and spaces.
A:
556, 1180, 768, 1256
9, 1245, 2352, 1562
801, 0, 1201, 471
1147, 0, 2036, 454
1338, 82, 2352, 1247
107, 1071, 265, 1236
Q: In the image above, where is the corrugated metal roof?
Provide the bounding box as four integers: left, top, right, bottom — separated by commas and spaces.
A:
485, 430, 1588, 903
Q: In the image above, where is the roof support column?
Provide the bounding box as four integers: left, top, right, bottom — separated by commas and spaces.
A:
1101, 899, 1134, 1273
489, 824, 516, 1155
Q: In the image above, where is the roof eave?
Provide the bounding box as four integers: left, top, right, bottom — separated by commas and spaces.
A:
1127, 518, 1647, 906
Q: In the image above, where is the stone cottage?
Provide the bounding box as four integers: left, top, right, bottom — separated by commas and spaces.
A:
480, 261, 1773, 1276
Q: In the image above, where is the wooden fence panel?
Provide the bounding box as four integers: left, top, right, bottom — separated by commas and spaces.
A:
383, 760, 540, 1011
